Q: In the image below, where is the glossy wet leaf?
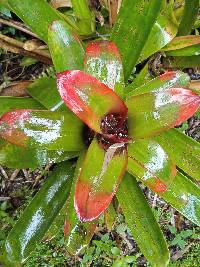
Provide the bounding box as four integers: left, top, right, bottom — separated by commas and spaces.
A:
71, 0, 95, 35
111, 0, 161, 81
48, 20, 85, 72
128, 139, 176, 193
117, 172, 169, 267
161, 172, 200, 226
177, 0, 199, 36
126, 168, 200, 227
163, 36, 200, 51
126, 88, 200, 138
84, 40, 124, 98
125, 71, 190, 97
0, 161, 74, 266
0, 96, 44, 116
0, 110, 84, 151
0, 138, 77, 169
139, 4, 178, 62
57, 70, 127, 133
154, 129, 200, 181
27, 77, 67, 111
75, 138, 127, 222
64, 152, 97, 254
7, 0, 69, 43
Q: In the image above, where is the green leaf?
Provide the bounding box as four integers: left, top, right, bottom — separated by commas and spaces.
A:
163, 55, 200, 68
0, 138, 77, 169
48, 20, 85, 72
27, 77, 67, 111
0, 161, 74, 266
163, 36, 200, 51
111, 0, 162, 81
177, 0, 199, 36
75, 138, 127, 221
84, 40, 125, 98
173, 1, 184, 24
161, 171, 200, 226
64, 152, 97, 255
117, 172, 169, 267
166, 44, 200, 57
130, 63, 153, 90
7, 0, 69, 43
71, 0, 95, 35
0, 110, 84, 151
125, 71, 190, 97
126, 88, 200, 138
154, 129, 200, 181
104, 203, 117, 232
128, 139, 176, 193
139, 3, 178, 62
0, 96, 44, 117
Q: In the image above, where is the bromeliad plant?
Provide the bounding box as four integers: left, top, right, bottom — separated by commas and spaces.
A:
0, 0, 200, 266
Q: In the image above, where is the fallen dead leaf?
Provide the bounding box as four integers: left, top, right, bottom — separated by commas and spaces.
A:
49, 0, 72, 9
0, 81, 32, 97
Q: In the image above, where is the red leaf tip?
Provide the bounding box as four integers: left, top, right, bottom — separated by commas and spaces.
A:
74, 181, 113, 222
170, 88, 200, 125
159, 71, 177, 81
0, 110, 32, 147
85, 40, 121, 59
56, 70, 127, 132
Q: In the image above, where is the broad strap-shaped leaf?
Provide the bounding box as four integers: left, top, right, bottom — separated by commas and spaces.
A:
163, 36, 200, 51
139, 3, 178, 62
0, 96, 44, 116
7, 0, 73, 43
111, 0, 162, 81
48, 20, 85, 72
64, 152, 97, 254
71, 0, 95, 35
154, 129, 200, 181
177, 0, 199, 36
27, 77, 67, 111
0, 162, 74, 266
128, 139, 176, 193
163, 56, 200, 68
161, 172, 200, 226
84, 40, 124, 98
57, 70, 128, 133
0, 110, 84, 151
0, 138, 77, 169
127, 169, 200, 227
165, 44, 200, 57
74, 138, 127, 222
126, 88, 200, 139
117, 172, 169, 267
125, 71, 190, 97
